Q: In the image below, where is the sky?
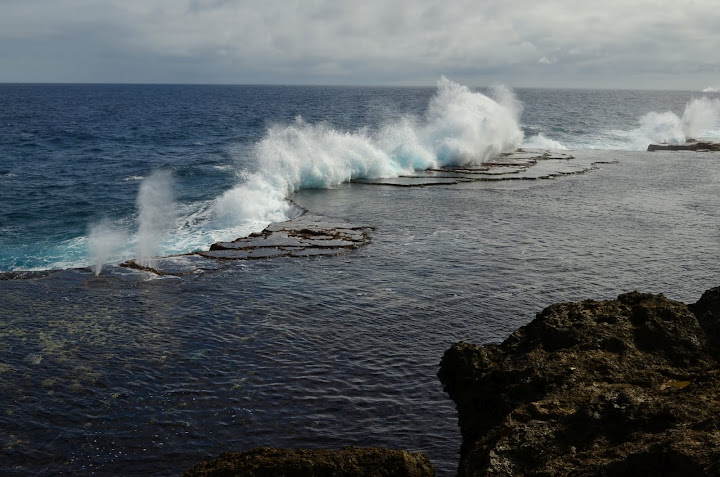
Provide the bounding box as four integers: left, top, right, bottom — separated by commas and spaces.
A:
1, 0, 719, 90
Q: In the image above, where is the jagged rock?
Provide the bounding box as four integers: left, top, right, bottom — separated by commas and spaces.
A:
648, 141, 720, 151
182, 446, 435, 477
439, 291, 720, 476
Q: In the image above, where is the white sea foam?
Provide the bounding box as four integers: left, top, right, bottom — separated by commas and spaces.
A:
523, 133, 568, 150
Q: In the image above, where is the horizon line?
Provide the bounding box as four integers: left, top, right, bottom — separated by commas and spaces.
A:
0, 81, 709, 93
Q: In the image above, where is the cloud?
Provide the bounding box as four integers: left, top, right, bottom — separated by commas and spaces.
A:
538, 56, 558, 65
1, 0, 719, 88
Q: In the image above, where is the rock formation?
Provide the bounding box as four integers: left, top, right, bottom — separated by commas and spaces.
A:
439, 289, 720, 476
647, 141, 720, 152
182, 446, 435, 477
352, 149, 584, 187
120, 211, 373, 276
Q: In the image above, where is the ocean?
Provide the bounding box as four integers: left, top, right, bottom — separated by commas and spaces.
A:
1, 80, 720, 475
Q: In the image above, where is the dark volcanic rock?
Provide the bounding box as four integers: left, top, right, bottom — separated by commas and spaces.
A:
120, 211, 374, 276
439, 291, 720, 476
648, 141, 720, 151
352, 149, 584, 187
182, 446, 435, 477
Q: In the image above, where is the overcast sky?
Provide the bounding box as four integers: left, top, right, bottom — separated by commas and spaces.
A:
2, 0, 719, 89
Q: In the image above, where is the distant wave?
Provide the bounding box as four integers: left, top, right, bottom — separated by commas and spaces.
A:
530, 96, 720, 151
523, 133, 567, 150
622, 96, 720, 149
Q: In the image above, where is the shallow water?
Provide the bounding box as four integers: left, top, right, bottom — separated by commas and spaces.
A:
3, 149, 720, 475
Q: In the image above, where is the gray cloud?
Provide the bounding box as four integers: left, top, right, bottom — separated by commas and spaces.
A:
1, 0, 718, 88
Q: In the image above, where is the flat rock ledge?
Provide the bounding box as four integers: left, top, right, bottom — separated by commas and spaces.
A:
648, 140, 720, 152
182, 446, 435, 477
120, 211, 374, 276
439, 288, 720, 476
351, 149, 589, 187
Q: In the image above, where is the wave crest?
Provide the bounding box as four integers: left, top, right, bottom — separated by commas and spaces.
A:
213, 77, 524, 231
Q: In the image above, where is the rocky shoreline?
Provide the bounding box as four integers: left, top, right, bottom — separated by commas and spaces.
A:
439, 288, 720, 476
184, 287, 720, 476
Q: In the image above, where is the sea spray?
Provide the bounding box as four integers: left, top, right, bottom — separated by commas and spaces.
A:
683, 97, 720, 139
425, 81, 524, 164
76, 78, 524, 270
628, 96, 720, 149
214, 77, 524, 226
136, 171, 176, 267
87, 221, 127, 275
523, 133, 568, 150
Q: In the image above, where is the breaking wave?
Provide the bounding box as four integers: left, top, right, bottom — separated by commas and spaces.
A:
211, 77, 523, 244
626, 96, 720, 148
85, 77, 525, 272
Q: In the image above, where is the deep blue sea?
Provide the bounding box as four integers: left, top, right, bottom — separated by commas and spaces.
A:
2, 81, 720, 475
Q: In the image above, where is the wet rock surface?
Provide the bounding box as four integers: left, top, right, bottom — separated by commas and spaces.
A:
351, 149, 590, 187
120, 211, 374, 276
439, 289, 720, 476
182, 446, 435, 477
648, 141, 720, 152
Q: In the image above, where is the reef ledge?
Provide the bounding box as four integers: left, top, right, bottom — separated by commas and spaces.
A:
648, 140, 720, 151
439, 288, 720, 476
120, 210, 374, 276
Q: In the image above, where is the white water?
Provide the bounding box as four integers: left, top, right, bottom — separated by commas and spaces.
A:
72, 77, 524, 272
87, 221, 126, 275
136, 171, 176, 267
524, 95, 720, 151
65, 86, 720, 273
213, 77, 523, 230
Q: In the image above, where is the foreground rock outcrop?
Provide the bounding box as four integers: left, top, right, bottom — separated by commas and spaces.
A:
439, 289, 720, 476
182, 446, 435, 477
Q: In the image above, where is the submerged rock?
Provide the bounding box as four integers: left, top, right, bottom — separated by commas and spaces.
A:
439, 290, 720, 476
182, 446, 435, 477
648, 141, 720, 152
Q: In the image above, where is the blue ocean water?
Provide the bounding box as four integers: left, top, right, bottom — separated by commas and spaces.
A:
3, 82, 719, 272
2, 81, 720, 475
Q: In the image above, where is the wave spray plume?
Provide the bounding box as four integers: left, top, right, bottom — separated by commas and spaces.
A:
214, 77, 523, 228
87, 220, 127, 276
630, 96, 720, 148
136, 171, 176, 267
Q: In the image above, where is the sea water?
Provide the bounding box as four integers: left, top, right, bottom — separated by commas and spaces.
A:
2, 81, 720, 475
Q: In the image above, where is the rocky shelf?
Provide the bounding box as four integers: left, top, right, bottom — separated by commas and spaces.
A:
120, 211, 374, 276
351, 149, 592, 187
648, 140, 720, 152
438, 288, 720, 476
